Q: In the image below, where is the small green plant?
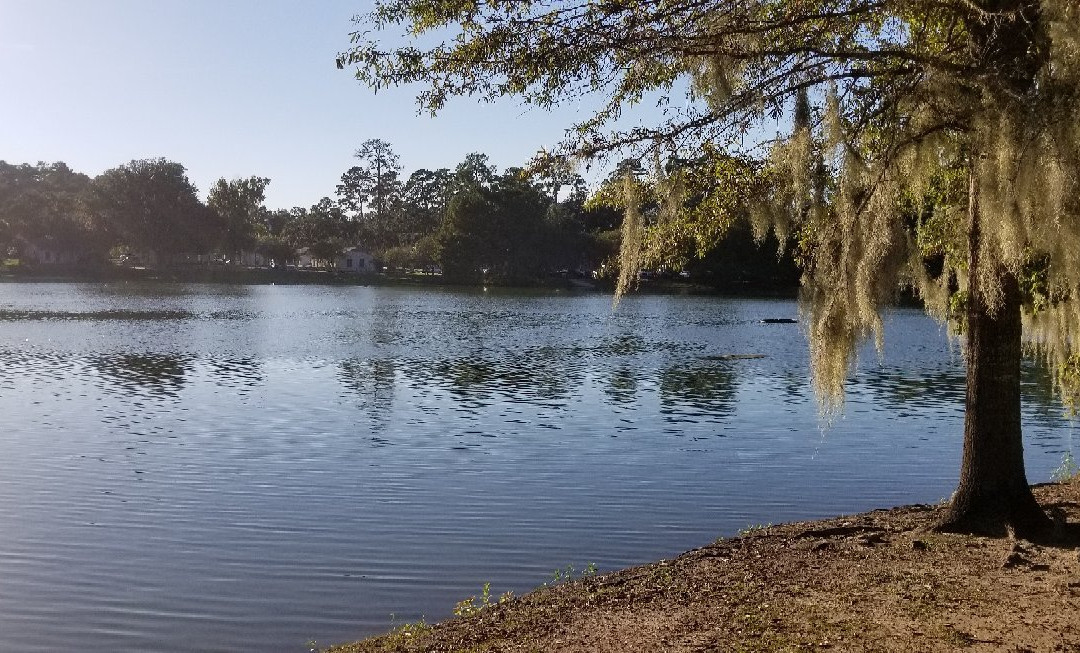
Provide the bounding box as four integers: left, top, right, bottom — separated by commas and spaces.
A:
453, 582, 512, 617
544, 562, 599, 586
384, 615, 432, 646
738, 523, 772, 536
1051, 450, 1080, 481
453, 582, 491, 617
551, 564, 575, 584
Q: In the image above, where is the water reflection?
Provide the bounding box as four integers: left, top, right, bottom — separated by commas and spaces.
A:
604, 366, 640, 405
0, 308, 192, 321
658, 361, 738, 422
207, 357, 263, 393
339, 358, 396, 434
405, 352, 578, 406
90, 354, 192, 396
858, 368, 966, 411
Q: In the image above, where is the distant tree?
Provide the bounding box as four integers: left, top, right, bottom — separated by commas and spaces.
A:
262, 208, 294, 238
336, 165, 370, 219
0, 161, 100, 260
283, 197, 349, 267
340, 138, 402, 228
435, 166, 553, 282
453, 153, 497, 190
399, 167, 454, 238
253, 234, 294, 267
337, 139, 403, 250
435, 188, 496, 282
207, 176, 270, 263
88, 158, 221, 262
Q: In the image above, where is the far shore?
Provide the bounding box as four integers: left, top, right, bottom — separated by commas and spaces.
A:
0, 264, 800, 297
327, 480, 1080, 652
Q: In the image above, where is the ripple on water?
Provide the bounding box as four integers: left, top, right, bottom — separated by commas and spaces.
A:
0, 284, 1074, 652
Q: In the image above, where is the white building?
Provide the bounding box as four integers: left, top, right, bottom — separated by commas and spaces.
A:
335, 247, 375, 273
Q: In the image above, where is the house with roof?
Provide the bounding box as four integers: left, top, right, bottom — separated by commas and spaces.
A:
335, 247, 376, 273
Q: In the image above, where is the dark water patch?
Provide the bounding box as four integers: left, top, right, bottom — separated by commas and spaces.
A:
0, 308, 195, 321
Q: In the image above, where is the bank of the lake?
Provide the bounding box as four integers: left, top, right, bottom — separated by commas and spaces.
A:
330, 479, 1080, 653
0, 264, 800, 296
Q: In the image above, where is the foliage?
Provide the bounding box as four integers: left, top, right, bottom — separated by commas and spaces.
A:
738, 523, 773, 536
340, 138, 403, 231
433, 166, 580, 283
282, 197, 353, 266
1051, 451, 1079, 482
543, 562, 598, 587
0, 149, 617, 278
87, 158, 222, 260
207, 176, 270, 260
253, 234, 295, 266
0, 161, 101, 260
382, 615, 432, 648
452, 582, 514, 618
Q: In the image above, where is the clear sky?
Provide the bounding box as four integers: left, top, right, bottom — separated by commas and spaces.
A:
0, 1, 605, 210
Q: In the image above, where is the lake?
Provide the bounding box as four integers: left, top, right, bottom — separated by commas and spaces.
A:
0, 282, 1074, 652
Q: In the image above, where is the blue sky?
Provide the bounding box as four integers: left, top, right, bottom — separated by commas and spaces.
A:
0, 1, 605, 210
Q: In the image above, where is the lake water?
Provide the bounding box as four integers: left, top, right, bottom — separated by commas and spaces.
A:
0, 282, 1074, 652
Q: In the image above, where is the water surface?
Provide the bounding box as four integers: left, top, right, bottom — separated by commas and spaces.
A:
0, 282, 1073, 652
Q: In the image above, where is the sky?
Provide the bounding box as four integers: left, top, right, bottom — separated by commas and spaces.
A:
0, 1, 610, 210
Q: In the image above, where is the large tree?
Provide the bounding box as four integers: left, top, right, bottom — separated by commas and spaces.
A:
433, 164, 555, 282
207, 175, 270, 263
338, 138, 403, 234
0, 161, 99, 259
340, 1, 1080, 537
88, 158, 221, 262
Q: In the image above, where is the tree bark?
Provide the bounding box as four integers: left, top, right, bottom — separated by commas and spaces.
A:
936, 165, 1050, 538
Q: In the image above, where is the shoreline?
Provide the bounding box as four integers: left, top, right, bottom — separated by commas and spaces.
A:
0, 266, 801, 298
327, 480, 1080, 652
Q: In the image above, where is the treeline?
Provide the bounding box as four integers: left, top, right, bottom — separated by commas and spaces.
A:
0, 139, 797, 289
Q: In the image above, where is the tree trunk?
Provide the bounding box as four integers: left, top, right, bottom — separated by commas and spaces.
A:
935, 165, 1050, 538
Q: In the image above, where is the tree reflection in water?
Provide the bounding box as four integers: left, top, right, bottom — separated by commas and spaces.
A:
339, 358, 397, 436
91, 353, 192, 396
659, 362, 738, 423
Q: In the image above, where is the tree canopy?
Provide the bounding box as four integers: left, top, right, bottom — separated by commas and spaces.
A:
207, 176, 271, 261
0, 161, 97, 257
340, 1, 1080, 536
88, 158, 222, 261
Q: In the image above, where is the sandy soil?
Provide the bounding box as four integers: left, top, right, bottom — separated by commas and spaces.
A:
328, 480, 1080, 652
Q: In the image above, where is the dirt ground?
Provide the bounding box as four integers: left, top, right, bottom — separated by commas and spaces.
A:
328, 480, 1080, 652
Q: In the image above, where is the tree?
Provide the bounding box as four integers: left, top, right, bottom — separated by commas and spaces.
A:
400, 167, 454, 237
339, 139, 403, 236
336, 165, 370, 219
0, 161, 100, 260
435, 164, 554, 283
341, 2, 1080, 537
207, 176, 270, 263
283, 197, 350, 267
453, 152, 497, 190
88, 158, 221, 262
